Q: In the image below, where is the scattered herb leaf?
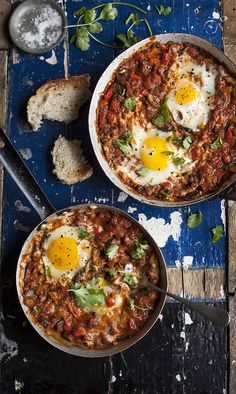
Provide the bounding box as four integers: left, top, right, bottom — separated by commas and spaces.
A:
137, 167, 149, 177
187, 211, 203, 229
125, 12, 139, 25
183, 136, 192, 149
44, 265, 51, 277
159, 189, 169, 197
89, 22, 103, 33
162, 151, 174, 156
115, 132, 133, 153
210, 136, 223, 150
78, 229, 95, 240
155, 4, 172, 16
99, 3, 118, 21
152, 115, 164, 127
123, 272, 137, 286
129, 298, 153, 311
106, 244, 119, 259
172, 156, 186, 166
74, 27, 90, 51
123, 97, 136, 111
132, 236, 149, 259
211, 225, 224, 243
107, 268, 118, 276
70, 283, 106, 309
33, 306, 41, 313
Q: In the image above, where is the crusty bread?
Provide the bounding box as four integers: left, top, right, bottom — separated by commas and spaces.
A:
52, 135, 93, 184
27, 75, 91, 131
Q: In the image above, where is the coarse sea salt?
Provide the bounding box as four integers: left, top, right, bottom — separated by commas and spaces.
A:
17, 5, 63, 50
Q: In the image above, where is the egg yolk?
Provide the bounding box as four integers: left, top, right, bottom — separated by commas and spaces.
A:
140, 136, 172, 171
47, 237, 78, 270
174, 84, 200, 105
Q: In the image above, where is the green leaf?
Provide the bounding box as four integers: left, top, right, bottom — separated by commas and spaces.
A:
70, 284, 106, 309
129, 298, 152, 311
132, 236, 149, 260
129, 298, 135, 310
211, 225, 224, 243
75, 27, 90, 51
84, 9, 97, 24
115, 133, 133, 153
107, 268, 118, 276
210, 136, 223, 150
152, 115, 164, 127
99, 3, 118, 21
44, 265, 51, 277
137, 167, 149, 177
116, 32, 141, 48
156, 4, 172, 16
33, 306, 41, 313
89, 22, 103, 34
123, 272, 137, 286
74, 6, 87, 17
123, 97, 136, 111
183, 136, 192, 149
161, 151, 174, 156
78, 229, 94, 240
106, 244, 119, 259
125, 12, 139, 25
168, 134, 182, 145
160, 101, 172, 122
70, 32, 76, 44
172, 156, 186, 166
159, 189, 169, 197
187, 211, 203, 229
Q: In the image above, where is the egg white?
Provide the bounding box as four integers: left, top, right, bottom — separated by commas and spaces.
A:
166, 53, 216, 131
42, 225, 92, 280
118, 124, 193, 187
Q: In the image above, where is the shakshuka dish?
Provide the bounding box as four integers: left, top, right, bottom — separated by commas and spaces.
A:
19, 207, 159, 349
96, 40, 236, 201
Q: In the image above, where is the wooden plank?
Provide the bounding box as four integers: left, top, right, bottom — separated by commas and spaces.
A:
0, 0, 11, 49
183, 268, 225, 299
223, 1, 236, 393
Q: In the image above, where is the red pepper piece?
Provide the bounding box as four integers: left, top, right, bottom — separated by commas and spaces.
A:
106, 297, 115, 307
104, 87, 113, 101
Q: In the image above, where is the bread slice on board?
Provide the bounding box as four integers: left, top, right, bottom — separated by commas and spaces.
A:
27, 74, 91, 131
52, 135, 93, 185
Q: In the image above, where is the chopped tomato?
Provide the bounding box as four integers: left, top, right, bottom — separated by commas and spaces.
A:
131, 73, 141, 81
99, 112, 106, 126
106, 298, 115, 307
64, 321, 72, 332
110, 99, 120, 111
162, 182, 170, 189
74, 327, 86, 337
225, 127, 236, 146
104, 87, 113, 101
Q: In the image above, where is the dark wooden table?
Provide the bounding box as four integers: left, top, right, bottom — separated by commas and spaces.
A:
0, 1, 235, 393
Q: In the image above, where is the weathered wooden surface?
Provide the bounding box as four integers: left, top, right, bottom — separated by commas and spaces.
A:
0, 0, 10, 49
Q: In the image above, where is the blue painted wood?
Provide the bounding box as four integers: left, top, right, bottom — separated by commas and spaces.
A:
2, 0, 225, 288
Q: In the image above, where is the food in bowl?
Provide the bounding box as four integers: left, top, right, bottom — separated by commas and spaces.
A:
96, 40, 236, 202
19, 206, 160, 349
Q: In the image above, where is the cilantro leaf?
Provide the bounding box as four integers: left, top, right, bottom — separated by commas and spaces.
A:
70, 284, 106, 309
106, 244, 119, 259
172, 156, 186, 166
123, 272, 137, 286
116, 32, 141, 48
129, 298, 153, 311
125, 12, 139, 25
115, 133, 133, 153
84, 9, 97, 24
187, 211, 203, 228
132, 237, 149, 260
137, 167, 149, 177
129, 299, 135, 310
162, 151, 174, 156
99, 3, 118, 21
152, 115, 164, 127
75, 27, 90, 51
183, 136, 192, 149
44, 265, 51, 277
74, 6, 87, 17
168, 135, 182, 145
107, 268, 118, 276
211, 225, 224, 243
159, 189, 170, 197
210, 136, 223, 150
156, 4, 172, 16
33, 306, 41, 313
123, 97, 136, 111
78, 229, 94, 240
160, 101, 172, 122
89, 22, 103, 34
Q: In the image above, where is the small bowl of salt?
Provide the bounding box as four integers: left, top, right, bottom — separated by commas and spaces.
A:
9, 0, 66, 54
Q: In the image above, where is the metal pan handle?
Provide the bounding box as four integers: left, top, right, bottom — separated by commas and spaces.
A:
0, 128, 55, 220
218, 181, 236, 201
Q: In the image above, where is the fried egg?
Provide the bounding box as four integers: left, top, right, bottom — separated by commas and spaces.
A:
42, 225, 92, 280
166, 53, 216, 131
118, 124, 193, 186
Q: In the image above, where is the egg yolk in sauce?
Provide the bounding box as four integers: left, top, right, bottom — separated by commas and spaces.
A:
47, 237, 78, 270
174, 83, 200, 105
140, 136, 173, 171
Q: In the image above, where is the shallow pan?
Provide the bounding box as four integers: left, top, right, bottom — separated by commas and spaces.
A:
0, 128, 167, 357
89, 33, 236, 207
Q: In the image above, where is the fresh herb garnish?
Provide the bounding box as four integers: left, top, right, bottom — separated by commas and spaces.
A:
125, 12, 139, 25
152, 101, 172, 126
155, 4, 172, 16
159, 189, 170, 197
107, 268, 119, 276
162, 151, 174, 156
70, 26, 90, 51
187, 211, 203, 229
183, 136, 192, 149
33, 306, 41, 313
137, 167, 149, 177
123, 97, 136, 111
78, 229, 95, 240
167, 135, 182, 145
44, 265, 51, 277
123, 272, 137, 286
132, 236, 149, 259
172, 156, 186, 166
210, 136, 223, 150
152, 116, 164, 127
115, 132, 133, 153
70, 282, 106, 309
106, 244, 119, 259
211, 225, 224, 243
129, 298, 153, 311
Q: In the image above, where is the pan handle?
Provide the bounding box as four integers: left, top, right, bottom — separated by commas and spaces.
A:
0, 128, 55, 220
218, 182, 236, 201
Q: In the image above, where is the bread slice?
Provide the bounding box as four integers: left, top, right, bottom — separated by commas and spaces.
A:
52, 135, 93, 184
27, 75, 91, 131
